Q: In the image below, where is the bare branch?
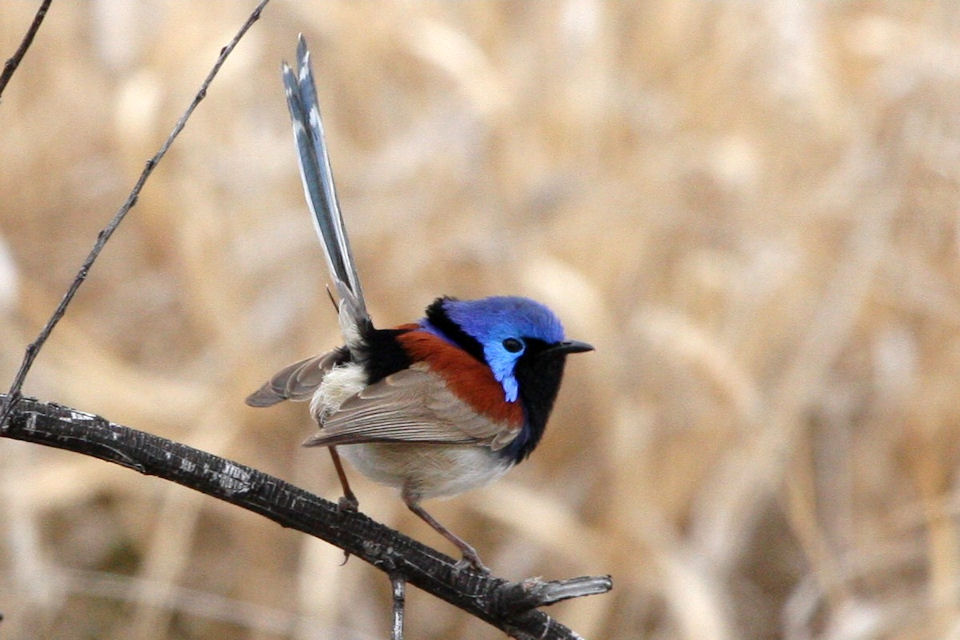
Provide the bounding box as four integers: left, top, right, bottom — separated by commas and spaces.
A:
0, 395, 611, 640
0, 0, 270, 427
0, 0, 52, 100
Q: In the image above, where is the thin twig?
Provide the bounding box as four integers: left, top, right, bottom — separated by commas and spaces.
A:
0, 395, 611, 640
391, 573, 406, 640
0, 0, 270, 427
0, 0, 52, 100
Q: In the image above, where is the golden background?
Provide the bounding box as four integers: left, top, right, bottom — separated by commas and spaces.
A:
2, 2, 960, 638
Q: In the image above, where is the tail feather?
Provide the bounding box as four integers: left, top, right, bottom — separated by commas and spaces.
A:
282, 35, 368, 324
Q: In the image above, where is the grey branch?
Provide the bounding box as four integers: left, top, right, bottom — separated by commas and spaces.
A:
0, 395, 612, 640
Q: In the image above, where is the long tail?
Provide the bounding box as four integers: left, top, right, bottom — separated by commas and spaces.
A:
282, 35, 369, 328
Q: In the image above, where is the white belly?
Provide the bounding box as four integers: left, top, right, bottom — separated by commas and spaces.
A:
340, 442, 512, 500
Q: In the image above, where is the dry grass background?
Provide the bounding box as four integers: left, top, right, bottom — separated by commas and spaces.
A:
1, 1, 959, 638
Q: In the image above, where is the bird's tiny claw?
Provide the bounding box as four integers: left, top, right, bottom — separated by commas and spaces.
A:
453, 553, 490, 576
338, 494, 359, 513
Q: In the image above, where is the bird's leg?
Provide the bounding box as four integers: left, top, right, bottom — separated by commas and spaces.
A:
402, 490, 489, 574
328, 446, 359, 511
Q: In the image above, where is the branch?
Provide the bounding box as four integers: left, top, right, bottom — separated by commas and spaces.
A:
0, 395, 612, 639
0, 0, 269, 427
0, 0, 52, 100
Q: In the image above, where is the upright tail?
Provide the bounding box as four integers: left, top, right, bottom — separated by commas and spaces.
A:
282, 35, 369, 332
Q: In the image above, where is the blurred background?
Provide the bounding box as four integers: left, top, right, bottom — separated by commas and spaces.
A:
2, 1, 960, 638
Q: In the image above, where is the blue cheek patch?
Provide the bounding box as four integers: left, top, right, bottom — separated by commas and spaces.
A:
484, 345, 520, 402
500, 376, 519, 403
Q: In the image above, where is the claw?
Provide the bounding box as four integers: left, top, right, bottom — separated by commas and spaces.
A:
338, 494, 359, 513
453, 553, 490, 576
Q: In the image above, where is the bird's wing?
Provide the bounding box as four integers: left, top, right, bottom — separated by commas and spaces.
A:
281, 36, 369, 328
245, 348, 348, 407
302, 365, 521, 449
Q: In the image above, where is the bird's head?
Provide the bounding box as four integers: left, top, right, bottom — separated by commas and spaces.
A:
422, 296, 592, 457
422, 295, 592, 460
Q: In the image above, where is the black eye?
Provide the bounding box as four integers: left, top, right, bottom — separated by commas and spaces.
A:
502, 338, 524, 353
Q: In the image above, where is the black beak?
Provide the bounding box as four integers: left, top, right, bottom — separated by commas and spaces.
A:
546, 339, 594, 355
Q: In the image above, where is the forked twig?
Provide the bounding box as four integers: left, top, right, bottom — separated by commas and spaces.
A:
0, 0, 270, 426
0, 0, 52, 100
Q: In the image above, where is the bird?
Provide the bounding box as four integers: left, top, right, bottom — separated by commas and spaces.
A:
247, 36, 593, 573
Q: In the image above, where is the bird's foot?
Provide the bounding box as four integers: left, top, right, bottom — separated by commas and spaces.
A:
336, 493, 358, 566
453, 550, 490, 576
337, 494, 359, 513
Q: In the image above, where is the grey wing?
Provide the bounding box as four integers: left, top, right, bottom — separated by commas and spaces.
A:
302, 365, 520, 448
246, 348, 348, 407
